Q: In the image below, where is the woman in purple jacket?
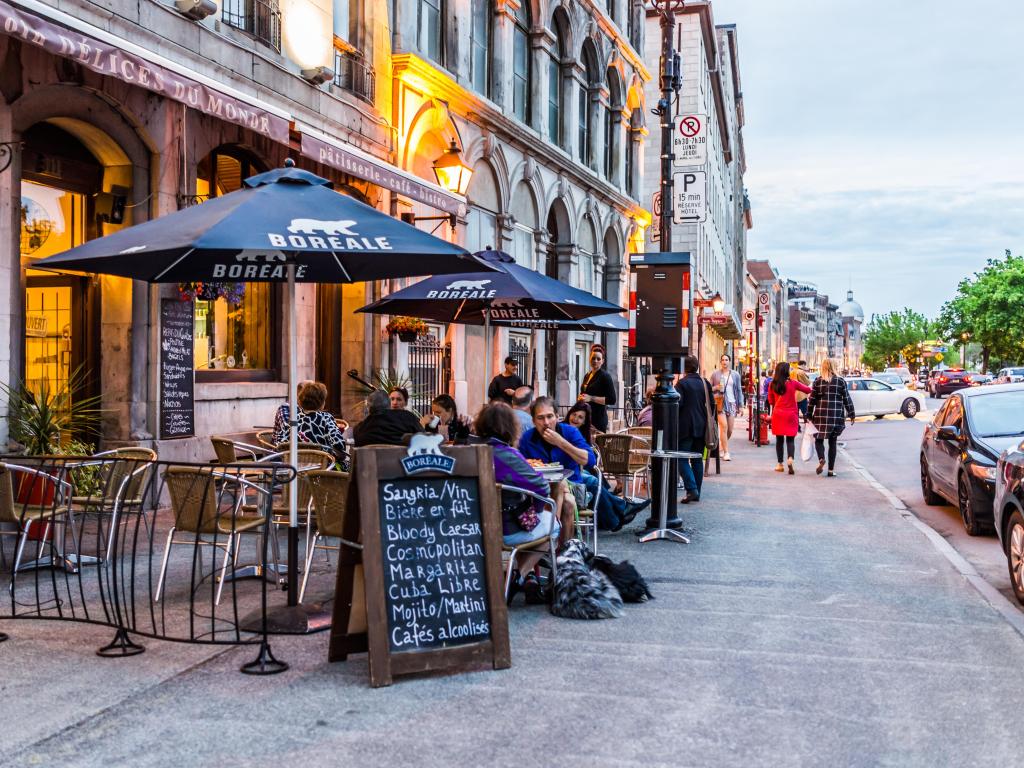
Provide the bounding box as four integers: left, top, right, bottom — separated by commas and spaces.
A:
475, 403, 564, 604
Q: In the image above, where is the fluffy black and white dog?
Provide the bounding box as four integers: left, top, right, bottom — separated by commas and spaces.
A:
549, 539, 624, 620
587, 554, 654, 603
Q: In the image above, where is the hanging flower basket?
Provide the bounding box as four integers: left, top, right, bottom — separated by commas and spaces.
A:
386, 316, 428, 342
178, 282, 246, 304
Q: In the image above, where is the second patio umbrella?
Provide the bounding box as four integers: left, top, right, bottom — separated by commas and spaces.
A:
355, 249, 625, 398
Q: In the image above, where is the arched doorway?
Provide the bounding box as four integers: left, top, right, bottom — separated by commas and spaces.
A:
545, 198, 572, 400
20, 122, 105, 422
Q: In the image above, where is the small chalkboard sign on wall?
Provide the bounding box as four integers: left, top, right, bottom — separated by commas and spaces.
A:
346, 443, 510, 687
159, 298, 195, 440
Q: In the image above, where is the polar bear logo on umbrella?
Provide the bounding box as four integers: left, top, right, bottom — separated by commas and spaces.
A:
287, 218, 360, 236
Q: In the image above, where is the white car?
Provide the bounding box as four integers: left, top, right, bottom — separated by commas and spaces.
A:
884, 367, 913, 386
846, 377, 924, 418
871, 372, 906, 389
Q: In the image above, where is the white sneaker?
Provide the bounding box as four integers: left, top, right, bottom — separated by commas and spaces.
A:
722, 452, 731, 461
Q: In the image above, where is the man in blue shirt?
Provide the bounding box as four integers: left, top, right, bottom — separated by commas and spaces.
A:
519, 396, 649, 531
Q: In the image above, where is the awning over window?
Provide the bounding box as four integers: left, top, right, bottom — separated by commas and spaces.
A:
298, 127, 466, 216
0, 0, 291, 143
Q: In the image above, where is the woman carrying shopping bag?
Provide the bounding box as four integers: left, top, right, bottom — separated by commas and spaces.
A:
806, 357, 856, 477
768, 361, 812, 474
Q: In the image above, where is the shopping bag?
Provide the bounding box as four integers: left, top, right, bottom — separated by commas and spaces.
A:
800, 428, 817, 462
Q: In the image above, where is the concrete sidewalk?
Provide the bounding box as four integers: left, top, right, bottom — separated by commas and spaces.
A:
3, 435, 1023, 766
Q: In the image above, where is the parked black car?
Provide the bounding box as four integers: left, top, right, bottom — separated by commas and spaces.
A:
928, 368, 973, 398
920, 384, 1024, 535
992, 394, 1024, 604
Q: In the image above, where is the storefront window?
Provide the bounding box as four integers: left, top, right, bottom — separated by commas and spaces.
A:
194, 148, 275, 380
21, 180, 87, 401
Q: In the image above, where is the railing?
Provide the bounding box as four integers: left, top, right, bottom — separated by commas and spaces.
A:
0, 456, 297, 673
509, 335, 531, 385
408, 335, 450, 415
222, 0, 281, 51
333, 47, 376, 103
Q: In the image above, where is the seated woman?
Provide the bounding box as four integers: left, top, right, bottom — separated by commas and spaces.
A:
272, 381, 350, 470
388, 387, 410, 410
273, 380, 312, 436
420, 394, 472, 445
563, 401, 594, 446
475, 402, 564, 604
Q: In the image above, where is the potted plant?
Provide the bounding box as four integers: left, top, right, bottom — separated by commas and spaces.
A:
1, 365, 104, 505
385, 316, 429, 343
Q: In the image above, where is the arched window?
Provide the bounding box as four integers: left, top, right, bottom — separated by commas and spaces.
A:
625, 107, 641, 198
579, 43, 601, 168
547, 47, 561, 145
604, 67, 623, 180
194, 147, 276, 380
418, 0, 443, 63
469, 0, 491, 96
512, 3, 530, 123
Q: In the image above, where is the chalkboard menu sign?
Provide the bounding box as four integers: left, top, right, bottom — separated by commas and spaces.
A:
159, 298, 195, 440
337, 444, 510, 687
379, 476, 491, 652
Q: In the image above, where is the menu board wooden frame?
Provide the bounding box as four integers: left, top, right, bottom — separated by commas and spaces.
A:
158, 298, 195, 440
352, 444, 510, 688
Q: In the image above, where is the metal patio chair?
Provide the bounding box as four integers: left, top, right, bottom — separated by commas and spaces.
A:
498, 483, 559, 604
300, 469, 358, 603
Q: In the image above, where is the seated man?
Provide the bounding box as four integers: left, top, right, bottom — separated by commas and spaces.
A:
353, 390, 423, 446
518, 396, 649, 532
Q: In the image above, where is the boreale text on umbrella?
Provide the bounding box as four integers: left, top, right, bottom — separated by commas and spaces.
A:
266, 216, 393, 252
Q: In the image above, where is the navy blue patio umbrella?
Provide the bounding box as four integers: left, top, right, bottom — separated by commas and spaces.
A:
489, 313, 629, 333
34, 161, 489, 613
355, 249, 625, 396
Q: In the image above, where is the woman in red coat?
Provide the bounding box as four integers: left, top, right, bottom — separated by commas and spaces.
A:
767, 361, 812, 474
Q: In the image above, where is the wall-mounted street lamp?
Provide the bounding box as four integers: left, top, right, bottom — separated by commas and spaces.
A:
174, 0, 217, 21
301, 66, 336, 86
402, 141, 474, 233
432, 140, 473, 196
711, 292, 725, 314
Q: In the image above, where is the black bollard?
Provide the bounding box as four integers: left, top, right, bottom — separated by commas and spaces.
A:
643, 357, 681, 530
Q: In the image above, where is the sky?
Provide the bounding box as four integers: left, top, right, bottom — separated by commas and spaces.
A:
709, 0, 1024, 322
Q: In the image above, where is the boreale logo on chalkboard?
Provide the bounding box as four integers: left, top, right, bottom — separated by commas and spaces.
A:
401, 434, 456, 476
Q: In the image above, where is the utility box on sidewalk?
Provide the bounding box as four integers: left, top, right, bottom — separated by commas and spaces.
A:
628, 252, 693, 364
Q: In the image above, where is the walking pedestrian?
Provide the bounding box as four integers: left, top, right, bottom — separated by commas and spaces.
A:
710, 354, 744, 461
807, 357, 856, 477
675, 355, 715, 503
792, 360, 811, 429
768, 361, 812, 474
578, 346, 617, 433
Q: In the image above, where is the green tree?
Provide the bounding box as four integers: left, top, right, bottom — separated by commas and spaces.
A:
936, 250, 1024, 372
861, 308, 931, 373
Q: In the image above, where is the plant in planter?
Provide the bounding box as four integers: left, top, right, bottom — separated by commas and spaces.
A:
178, 282, 246, 304
345, 369, 418, 417
1, 365, 104, 456
385, 316, 429, 343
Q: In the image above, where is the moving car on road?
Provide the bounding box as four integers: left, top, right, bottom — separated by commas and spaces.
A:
928, 368, 973, 398
884, 367, 913, 387
846, 377, 924, 419
967, 373, 992, 386
871, 372, 906, 388
921, 383, 1024, 536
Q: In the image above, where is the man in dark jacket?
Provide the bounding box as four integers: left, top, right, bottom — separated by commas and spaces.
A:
487, 357, 523, 405
675, 355, 712, 503
353, 390, 423, 446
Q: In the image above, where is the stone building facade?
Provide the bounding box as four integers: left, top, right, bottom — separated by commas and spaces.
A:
0, 0, 651, 456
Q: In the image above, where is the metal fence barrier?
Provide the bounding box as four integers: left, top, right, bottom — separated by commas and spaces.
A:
0, 456, 298, 675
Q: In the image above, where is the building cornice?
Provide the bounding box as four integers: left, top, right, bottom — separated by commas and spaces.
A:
392, 53, 649, 221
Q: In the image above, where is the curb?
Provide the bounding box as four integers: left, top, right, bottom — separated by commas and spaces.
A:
841, 448, 1024, 640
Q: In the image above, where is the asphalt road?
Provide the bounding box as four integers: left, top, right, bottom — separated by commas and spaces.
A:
840, 394, 1018, 606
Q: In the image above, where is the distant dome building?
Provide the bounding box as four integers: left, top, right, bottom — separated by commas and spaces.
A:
837, 290, 865, 373
838, 290, 864, 321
